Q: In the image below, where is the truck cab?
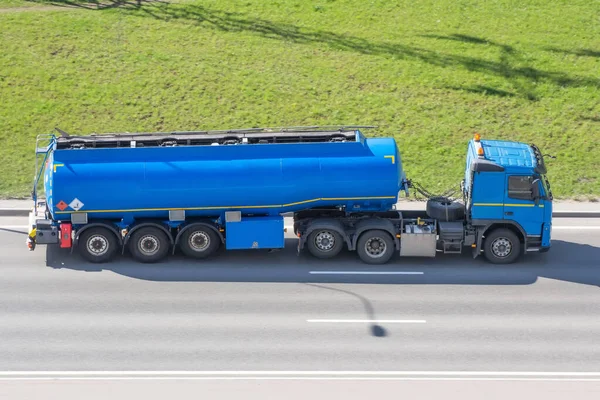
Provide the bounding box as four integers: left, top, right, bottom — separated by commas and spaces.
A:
463, 134, 553, 262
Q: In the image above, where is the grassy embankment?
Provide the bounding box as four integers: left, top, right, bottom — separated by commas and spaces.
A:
0, 0, 598, 199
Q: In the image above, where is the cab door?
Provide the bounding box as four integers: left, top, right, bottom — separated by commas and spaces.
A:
503, 175, 544, 236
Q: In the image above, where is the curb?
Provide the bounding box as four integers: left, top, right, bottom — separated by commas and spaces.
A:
2, 209, 600, 218
550, 211, 600, 218
0, 209, 31, 217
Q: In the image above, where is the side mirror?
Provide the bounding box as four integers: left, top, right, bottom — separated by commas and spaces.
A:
531, 178, 541, 205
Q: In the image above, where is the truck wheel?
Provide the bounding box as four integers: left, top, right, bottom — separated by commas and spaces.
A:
78, 227, 119, 263
356, 229, 395, 264
129, 226, 170, 263
307, 229, 344, 259
426, 197, 465, 222
179, 226, 220, 259
483, 228, 521, 264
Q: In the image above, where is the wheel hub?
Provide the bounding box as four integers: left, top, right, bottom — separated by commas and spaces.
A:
492, 237, 512, 258
87, 235, 108, 255
139, 235, 160, 255
315, 231, 335, 251
365, 237, 386, 258
189, 231, 210, 251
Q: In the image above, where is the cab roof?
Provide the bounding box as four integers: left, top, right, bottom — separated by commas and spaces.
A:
481, 139, 535, 168
470, 137, 547, 174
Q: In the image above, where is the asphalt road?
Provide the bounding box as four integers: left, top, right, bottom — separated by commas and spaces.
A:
1, 216, 600, 398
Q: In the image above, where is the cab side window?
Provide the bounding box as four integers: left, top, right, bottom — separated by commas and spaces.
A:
508, 175, 533, 200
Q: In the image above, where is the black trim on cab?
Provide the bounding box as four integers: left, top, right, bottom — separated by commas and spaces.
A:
470, 159, 505, 172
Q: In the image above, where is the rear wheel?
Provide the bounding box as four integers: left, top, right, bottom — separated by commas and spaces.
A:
306, 229, 344, 259
483, 228, 521, 264
129, 226, 170, 263
356, 229, 395, 264
179, 226, 220, 259
78, 226, 119, 263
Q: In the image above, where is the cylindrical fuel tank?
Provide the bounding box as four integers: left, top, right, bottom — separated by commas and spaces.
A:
44, 136, 404, 221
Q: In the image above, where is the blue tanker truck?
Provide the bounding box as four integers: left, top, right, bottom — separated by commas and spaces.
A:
26, 126, 553, 265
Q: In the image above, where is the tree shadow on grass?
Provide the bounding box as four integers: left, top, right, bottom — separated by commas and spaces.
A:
126, 4, 600, 101
543, 47, 600, 58
445, 85, 516, 98
420, 34, 541, 100
24, 1, 600, 101
24, 0, 164, 10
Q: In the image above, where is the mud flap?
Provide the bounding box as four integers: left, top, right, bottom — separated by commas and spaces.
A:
472, 231, 484, 258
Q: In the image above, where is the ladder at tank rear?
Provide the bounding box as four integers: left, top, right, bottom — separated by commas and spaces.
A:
31, 134, 56, 204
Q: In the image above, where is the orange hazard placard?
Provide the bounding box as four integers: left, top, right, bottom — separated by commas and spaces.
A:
56, 200, 68, 211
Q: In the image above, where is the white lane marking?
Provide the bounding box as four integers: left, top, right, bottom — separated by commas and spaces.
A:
306, 319, 426, 323
2, 371, 600, 381
310, 271, 424, 275
552, 226, 600, 230
553, 211, 600, 214
3, 377, 600, 381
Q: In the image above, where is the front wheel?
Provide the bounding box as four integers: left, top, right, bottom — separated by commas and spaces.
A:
356, 229, 395, 265
483, 228, 521, 264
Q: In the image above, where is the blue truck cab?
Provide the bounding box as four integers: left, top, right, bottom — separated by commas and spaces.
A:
463, 134, 553, 262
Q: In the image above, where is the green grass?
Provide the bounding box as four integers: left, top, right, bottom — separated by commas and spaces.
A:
0, 0, 598, 199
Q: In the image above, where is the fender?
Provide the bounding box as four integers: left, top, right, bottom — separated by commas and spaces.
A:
471, 219, 527, 258
299, 219, 350, 250
351, 218, 399, 251
123, 222, 174, 255
173, 222, 225, 255
72, 222, 122, 254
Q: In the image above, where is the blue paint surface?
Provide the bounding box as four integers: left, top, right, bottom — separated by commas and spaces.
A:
469, 171, 505, 220
225, 215, 285, 250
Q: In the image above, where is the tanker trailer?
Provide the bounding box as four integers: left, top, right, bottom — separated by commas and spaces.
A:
27, 126, 408, 263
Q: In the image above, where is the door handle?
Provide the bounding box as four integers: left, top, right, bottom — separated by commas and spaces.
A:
505, 211, 513, 216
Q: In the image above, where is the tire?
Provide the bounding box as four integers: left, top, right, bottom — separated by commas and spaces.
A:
483, 228, 521, 264
78, 226, 119, 263
306, 228, 344, 259
128, 226, 171, 263
426, 197, 465, 222
178, 225, 220, 259
356, 229, 395, 265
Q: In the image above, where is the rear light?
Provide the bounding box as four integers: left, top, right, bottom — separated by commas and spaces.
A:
60, 223, 72, 248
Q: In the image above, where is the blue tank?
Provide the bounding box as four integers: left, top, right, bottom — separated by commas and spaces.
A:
42, 128, 406, 222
